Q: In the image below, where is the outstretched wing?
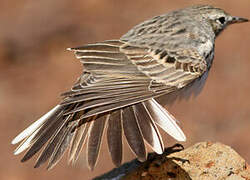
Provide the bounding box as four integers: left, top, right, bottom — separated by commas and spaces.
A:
63, 40, 207, 116
62, 40, 183, 118
12, 39, 207, 170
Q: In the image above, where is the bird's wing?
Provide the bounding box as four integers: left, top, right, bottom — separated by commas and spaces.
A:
61, 40, 179, 119
12, 39, 207, 170
62, 40, 207, 117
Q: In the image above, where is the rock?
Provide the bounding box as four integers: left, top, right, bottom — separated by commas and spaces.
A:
94, 142, 250, 180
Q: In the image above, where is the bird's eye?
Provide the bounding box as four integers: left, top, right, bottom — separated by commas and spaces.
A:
218, 17, 226, 24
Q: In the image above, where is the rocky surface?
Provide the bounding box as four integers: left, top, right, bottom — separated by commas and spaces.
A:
96, 142, 249, 180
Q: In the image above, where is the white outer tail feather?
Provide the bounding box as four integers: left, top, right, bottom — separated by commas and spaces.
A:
11, 105, 61, 146
133, 104, 164, 154
14, 128, 41, 155
147, 99, 186, 142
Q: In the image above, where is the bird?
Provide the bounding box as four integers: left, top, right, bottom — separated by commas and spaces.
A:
11, 5, 248, 170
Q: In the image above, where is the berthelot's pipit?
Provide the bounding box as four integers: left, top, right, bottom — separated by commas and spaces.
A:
12, 5, 248, 170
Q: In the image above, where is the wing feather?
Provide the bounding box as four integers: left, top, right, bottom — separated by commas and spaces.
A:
79, 91, 168, 119
61, 86, 150, 105
61, 79, 150, 97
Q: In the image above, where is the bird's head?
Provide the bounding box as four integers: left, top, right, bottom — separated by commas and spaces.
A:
192, 5, 248, 36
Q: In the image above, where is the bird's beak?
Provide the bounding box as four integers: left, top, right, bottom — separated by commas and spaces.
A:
231, 16, 249, 24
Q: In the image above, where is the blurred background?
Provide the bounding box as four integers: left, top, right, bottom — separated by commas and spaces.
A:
0, 0, 249, 179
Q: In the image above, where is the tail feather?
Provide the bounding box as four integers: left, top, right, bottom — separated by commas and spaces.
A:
47, 125, 75, 170
87, 115, 107, 170
133, 103, 164, 154
14, 127, 41, 155
107, 110, 123, 167
68, 123, 87, 164
122, 106, 146, 162
34, 115, 72, 168
34, 129, 62, 168
20, 110, 66, 162
70, 123, 90, 164
144, 99, 186, 142
12, 105, 62, 145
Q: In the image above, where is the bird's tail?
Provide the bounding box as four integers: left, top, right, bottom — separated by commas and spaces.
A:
12, 99, 186, 170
